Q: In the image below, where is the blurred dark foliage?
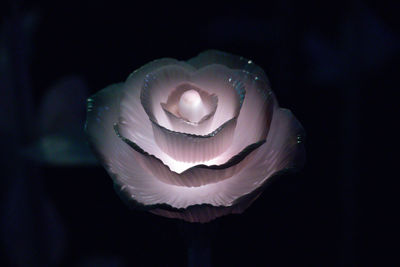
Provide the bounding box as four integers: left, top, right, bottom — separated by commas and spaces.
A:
0, 0, 398, 266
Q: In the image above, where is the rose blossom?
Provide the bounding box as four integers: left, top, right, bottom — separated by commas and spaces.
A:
85, 50, 305, 223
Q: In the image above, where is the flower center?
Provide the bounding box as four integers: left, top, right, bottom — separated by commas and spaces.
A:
178, 89, 204, 122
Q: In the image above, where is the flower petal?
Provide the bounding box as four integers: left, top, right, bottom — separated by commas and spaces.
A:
213, 70, 276, 165
190, 64, 246, 131
188, 49, 270, 84
85, 82, 125, 169
119, 60, 196, 142
150, 117, 238, 163
160, 83, 218, 135
139, 65, 192, 128
149, 190, 262, 223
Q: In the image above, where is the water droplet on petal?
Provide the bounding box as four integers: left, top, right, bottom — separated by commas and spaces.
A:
297, 134, 303, 144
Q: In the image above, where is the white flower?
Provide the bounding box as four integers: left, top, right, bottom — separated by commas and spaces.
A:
85, 50, 305, 223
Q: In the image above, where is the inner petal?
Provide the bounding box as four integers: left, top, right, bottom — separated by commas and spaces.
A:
160, 82, 218, 135
178, 89, 204, 122
190, 65, 246, 131
140, 65, 192, 129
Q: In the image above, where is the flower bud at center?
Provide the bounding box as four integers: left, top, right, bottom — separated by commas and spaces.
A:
178, 89, 204, 122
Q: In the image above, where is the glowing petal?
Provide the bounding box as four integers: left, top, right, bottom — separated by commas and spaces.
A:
161, 83, 218, 135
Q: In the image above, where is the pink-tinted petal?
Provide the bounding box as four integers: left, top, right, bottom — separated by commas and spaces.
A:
187, 49, 270, 84
160, 83, 218, 135
119, 60, 196, 142
150, 117, 237, 163
139, 65, 192, 128
149, 192, 259, 223
216, 108, 305, 207
214, 70, 276, 164
190, 65, 245, 131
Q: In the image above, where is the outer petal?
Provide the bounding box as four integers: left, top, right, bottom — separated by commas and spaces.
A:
187, 49, 270, 84
148, 190, 263, 223
211, 70, 276, 166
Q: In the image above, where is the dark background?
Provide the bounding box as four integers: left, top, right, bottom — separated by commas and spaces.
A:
1, 0, 398, 266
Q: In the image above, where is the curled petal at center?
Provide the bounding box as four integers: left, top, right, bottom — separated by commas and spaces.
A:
160, 83, 218, 135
